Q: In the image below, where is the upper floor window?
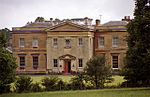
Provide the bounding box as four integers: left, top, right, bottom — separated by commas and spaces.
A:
20, 38, 24, 48
53, 38, 58, 48
112, 56, 118, 69
53, 59, 58, 67
33, 38, 38, 48
112, 37, 118, 47
66, 39, 70, 48
78, 59, 83, 67
78, 38, 83, 47
20, 56, 25, 69
33, 56, 38, 69
99, 37, 104, 47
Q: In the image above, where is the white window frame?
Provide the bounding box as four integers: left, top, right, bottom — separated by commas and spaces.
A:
20, 38, 24, 48
99, 37, 104, 47
78, 38, 83, 47
66, 39, 70, 48
20, 56, 25, 69
33, 38, 38, 48
53, 38, 58, 48
112, 56, 118, 69
54, 59, 58, 67
112, 37, 118, 47
78, 59, 83, 67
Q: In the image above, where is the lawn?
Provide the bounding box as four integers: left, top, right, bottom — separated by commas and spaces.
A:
10, 75, 125, 92
1, 88, 150, 97
31, 75, 73, 83
31, 75, 125, 86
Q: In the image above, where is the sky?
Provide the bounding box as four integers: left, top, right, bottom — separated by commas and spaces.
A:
0, 0, 135, 29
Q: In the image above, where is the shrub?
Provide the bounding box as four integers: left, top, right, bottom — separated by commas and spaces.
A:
0, 85, 11, 93
56, 79, 67, 90
31, 82, 42, 92
15, 76, 32, 93
41, 76, 59, 91
70, 73, 86, 90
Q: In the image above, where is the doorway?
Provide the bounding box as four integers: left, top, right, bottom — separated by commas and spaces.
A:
64, 60, 71, 73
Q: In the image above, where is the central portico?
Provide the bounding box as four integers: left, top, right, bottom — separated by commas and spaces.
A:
59, 54, 76, 73
46, 21, 94, 73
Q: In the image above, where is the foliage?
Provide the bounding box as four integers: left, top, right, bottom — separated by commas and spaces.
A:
31, 82, 42, 92
85, 55, 113, 89
122, 0, 150, 87
70, 73, 86, 90
56, 79, 67, 90
0, 29, 8, 48
63, 19, 72, 22
41, 76, 59, 91
15, 76, 33, 93
0, 29, 17, 94
35, 17, 45, 22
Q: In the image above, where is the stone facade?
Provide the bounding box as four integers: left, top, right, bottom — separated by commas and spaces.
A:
12, 17, 128, 74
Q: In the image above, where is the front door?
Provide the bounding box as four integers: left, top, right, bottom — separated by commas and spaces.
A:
64, 60, 71, 73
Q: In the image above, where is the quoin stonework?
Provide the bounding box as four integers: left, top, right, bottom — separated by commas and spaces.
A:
12, 16, 130, 74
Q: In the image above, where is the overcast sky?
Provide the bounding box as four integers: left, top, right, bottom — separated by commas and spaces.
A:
0, 0, 135, 29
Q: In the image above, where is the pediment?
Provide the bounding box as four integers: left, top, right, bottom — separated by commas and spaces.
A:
46, 22, 89, 32
59, 54, 76, 60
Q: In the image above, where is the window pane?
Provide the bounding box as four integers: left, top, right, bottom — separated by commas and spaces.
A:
112, 56, 118, 68
20, 56, 25, 69
66, 40, 70, 48
33, 56, 38, 66
99, 37, 104, 47
112, 37, 118, 47
20, 38, 24, 47
79, 38, 82, 47
79, 59, 83, 67
54, 59, 58, 67
53, 39, 57, 48
33, 38, 38, 47
20, 57, 25, 66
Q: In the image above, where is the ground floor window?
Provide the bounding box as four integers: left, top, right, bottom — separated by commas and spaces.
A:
20, 56, 25, 69
33, 56, 38, 69
112, 56, 118, 69
78, 59, 83, 67
54, 59, 58, 67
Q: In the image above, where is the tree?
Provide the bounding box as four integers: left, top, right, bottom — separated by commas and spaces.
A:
0, 29, 17, 93
0, 29, 8, 48
85, 55, 113, 89
122, 0, 150, 87
35, 17, 45, 22
63, 19, 72, 22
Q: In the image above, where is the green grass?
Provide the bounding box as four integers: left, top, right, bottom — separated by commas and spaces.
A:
1, 88, 150, 97
31, 75, 73, 83
10, 75, 125, 92
31, 75, 125, 86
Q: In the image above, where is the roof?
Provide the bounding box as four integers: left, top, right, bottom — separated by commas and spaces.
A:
45, 21, 90, 31
71, 18, 93, 21
23, 22, 52, 28
101, 21, 128, 26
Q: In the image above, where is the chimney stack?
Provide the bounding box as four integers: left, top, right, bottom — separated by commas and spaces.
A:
96, 19, 100, 26
122, 16, 130, 21
84, 17, 88, 25
50, 18, 54, 25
